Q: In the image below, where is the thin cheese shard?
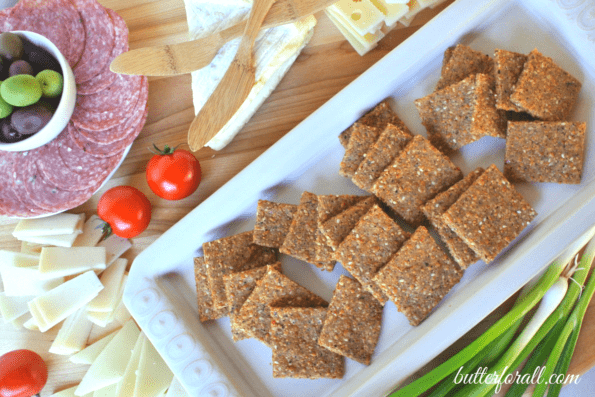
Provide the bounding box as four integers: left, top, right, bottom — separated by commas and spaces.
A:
50, 307, 94, 355
17, 233, 81, 248
92, 384, 117, 397
73, 215, 106, 247
165, 378, 190, 397
28, 271, 104, 332
133, 336, 174, 397
23, 316, 39, 331
88, 259, 127, 312
0, 264, 64, 297
75, 320, 140, 396
115, 332, 145, 397
70, 330, 119, 365
0, 250, 39, 268
13, 213, 84, 238
50, 386, 93, 397
0, 293, 35, 322
39, 247, 107, 279
96, 235, 131, 267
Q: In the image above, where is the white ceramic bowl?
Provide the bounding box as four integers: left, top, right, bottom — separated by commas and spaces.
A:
0, 30, 76, 152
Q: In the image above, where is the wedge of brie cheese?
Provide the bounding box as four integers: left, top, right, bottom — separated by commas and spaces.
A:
183, 0, 317, 150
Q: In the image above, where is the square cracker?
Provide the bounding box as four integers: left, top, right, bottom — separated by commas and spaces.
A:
318, 276, 383, 365
371, 135, 462, 226
271, 307, 344, 379
352, 123, 413, 191
421, 167, 485, 269
194, 257, 228, 322
494, 49, 527, 112
504, 121, 586, 184
373, 226, 463, 326
334, 205, 410, 303
443, 164, 537, 264
234, 267, 327, 346
315, 195, 365, 268
203, 231, 278, 310
339, 100, 412, 147
339, 123, 381, 178
320, 195, 378, 250
510, 49, 581, 121
254, 200, 297, 248
415, 74, 506, 154
280, 192, 334, 270
224, 263, 282, 342
435, 44, 494, 91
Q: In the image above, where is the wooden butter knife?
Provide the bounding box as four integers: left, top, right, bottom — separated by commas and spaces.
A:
110, 0, 336, 76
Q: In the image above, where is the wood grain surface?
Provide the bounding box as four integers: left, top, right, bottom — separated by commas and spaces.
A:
0, 0, 594, 395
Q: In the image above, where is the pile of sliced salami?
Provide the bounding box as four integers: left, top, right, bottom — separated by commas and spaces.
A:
0, 0, 148, 218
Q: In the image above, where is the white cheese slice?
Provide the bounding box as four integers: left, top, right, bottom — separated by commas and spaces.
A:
134, 336, 173, 397
0, 250, 39, 268
185, 0, 316, 150
92, 384, 117, 397
0, 264, 64, 297
0, 293, 34, 322
165, 378, 190, 397
73, 215, 106, 247
21, 241, 46, 254
18, 233, 81, 248
13, 213, 84, 238
96, 235, 131, 267
87, 259, 127, 312
115, 332, 145, 397
113, 298, 131, 326
70, 330, 119, 365
39, 247, 107, 279
28, 271, 104, 332
370, 0, 409, 27
50, 307, 94, 355
23, 316, 39, 331
75, 320, 140, 396
87, 309, 114, 328
326, 8, 384, 56
329, 0, 385, 36
50, 386, 93, 397
10, 312, 31, 329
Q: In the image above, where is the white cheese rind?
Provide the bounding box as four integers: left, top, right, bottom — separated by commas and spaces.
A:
115, 332, 145, 397
0, 265, 64, 297
50, 307, 94, 355
134, 336, 174, 397
28, 271, 104, 332
0, 293, 35, 322
75, 320, 140, 396
96, 235, 131, 267
13, 213, 84, 238
87, 259, 127, 312
69, 330, 119, 365
39, 247, 107, 279
73, 215, 105, 247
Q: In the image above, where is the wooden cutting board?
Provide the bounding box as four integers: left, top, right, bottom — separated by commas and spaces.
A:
1, 0, 594, 395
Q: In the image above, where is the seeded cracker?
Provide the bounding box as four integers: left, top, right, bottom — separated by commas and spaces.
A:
320, 196, 378, 250
203, 231, 278, 310
415, 74, 506, 153
194, 257, 228, 322
443, 164, 537, 264
435, 44, 494, 91
339, 123, 381, 178
235, 267, 327, 346
334, 205, 410, 303
318, 276, 383, 365
373, 227, 463, 326
339, 100, 412, 147
352, 124, 413, 191
224, 263, 282, 341
421, 168, 485, 269
494, 49, 528, 112
315, 195, 365, 269
504, 121, 586, 184
510, 49, 581, 121
254, 200, 297, 248
279, 192, 334, 269
371, 135, 462, 226
271, 307, 344, 379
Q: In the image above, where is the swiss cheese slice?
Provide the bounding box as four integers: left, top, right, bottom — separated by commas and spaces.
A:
70, 330, 119, 365
134, 336, 173, 397
0, 293, 35, 322
96, 235, 131, 267
165, 377, 190, 397
115, 332, 145, 397
330, 0, 385, 36
75, 320, 140, 396
325, 8, 384, 55
73, 215, 105, 247
87, 259, 127, 312
13, 213, 84, 238
0, 264, 64, 297
370, 0, 409, 27
28, 271, 104, 332
39, 247, 107, 279
50, 307, 94, 355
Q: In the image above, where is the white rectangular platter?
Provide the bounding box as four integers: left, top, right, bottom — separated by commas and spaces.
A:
124, 0, 595, 396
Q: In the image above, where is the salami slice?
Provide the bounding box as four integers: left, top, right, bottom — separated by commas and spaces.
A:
77, 8, 129, 95
0, 152, 45, 217
10, 152, 49, 217
76, 74, 142, 113
72, 0, 115, 83
36, 128, 121, 191
23, 157, 97, 212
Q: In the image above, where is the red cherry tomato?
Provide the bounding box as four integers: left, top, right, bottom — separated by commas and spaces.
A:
98, 186, 151, 239
146, 144, 201, 201
0, 349, 48, 397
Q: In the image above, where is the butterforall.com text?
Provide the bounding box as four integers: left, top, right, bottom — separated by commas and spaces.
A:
453, 366, 581, 393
